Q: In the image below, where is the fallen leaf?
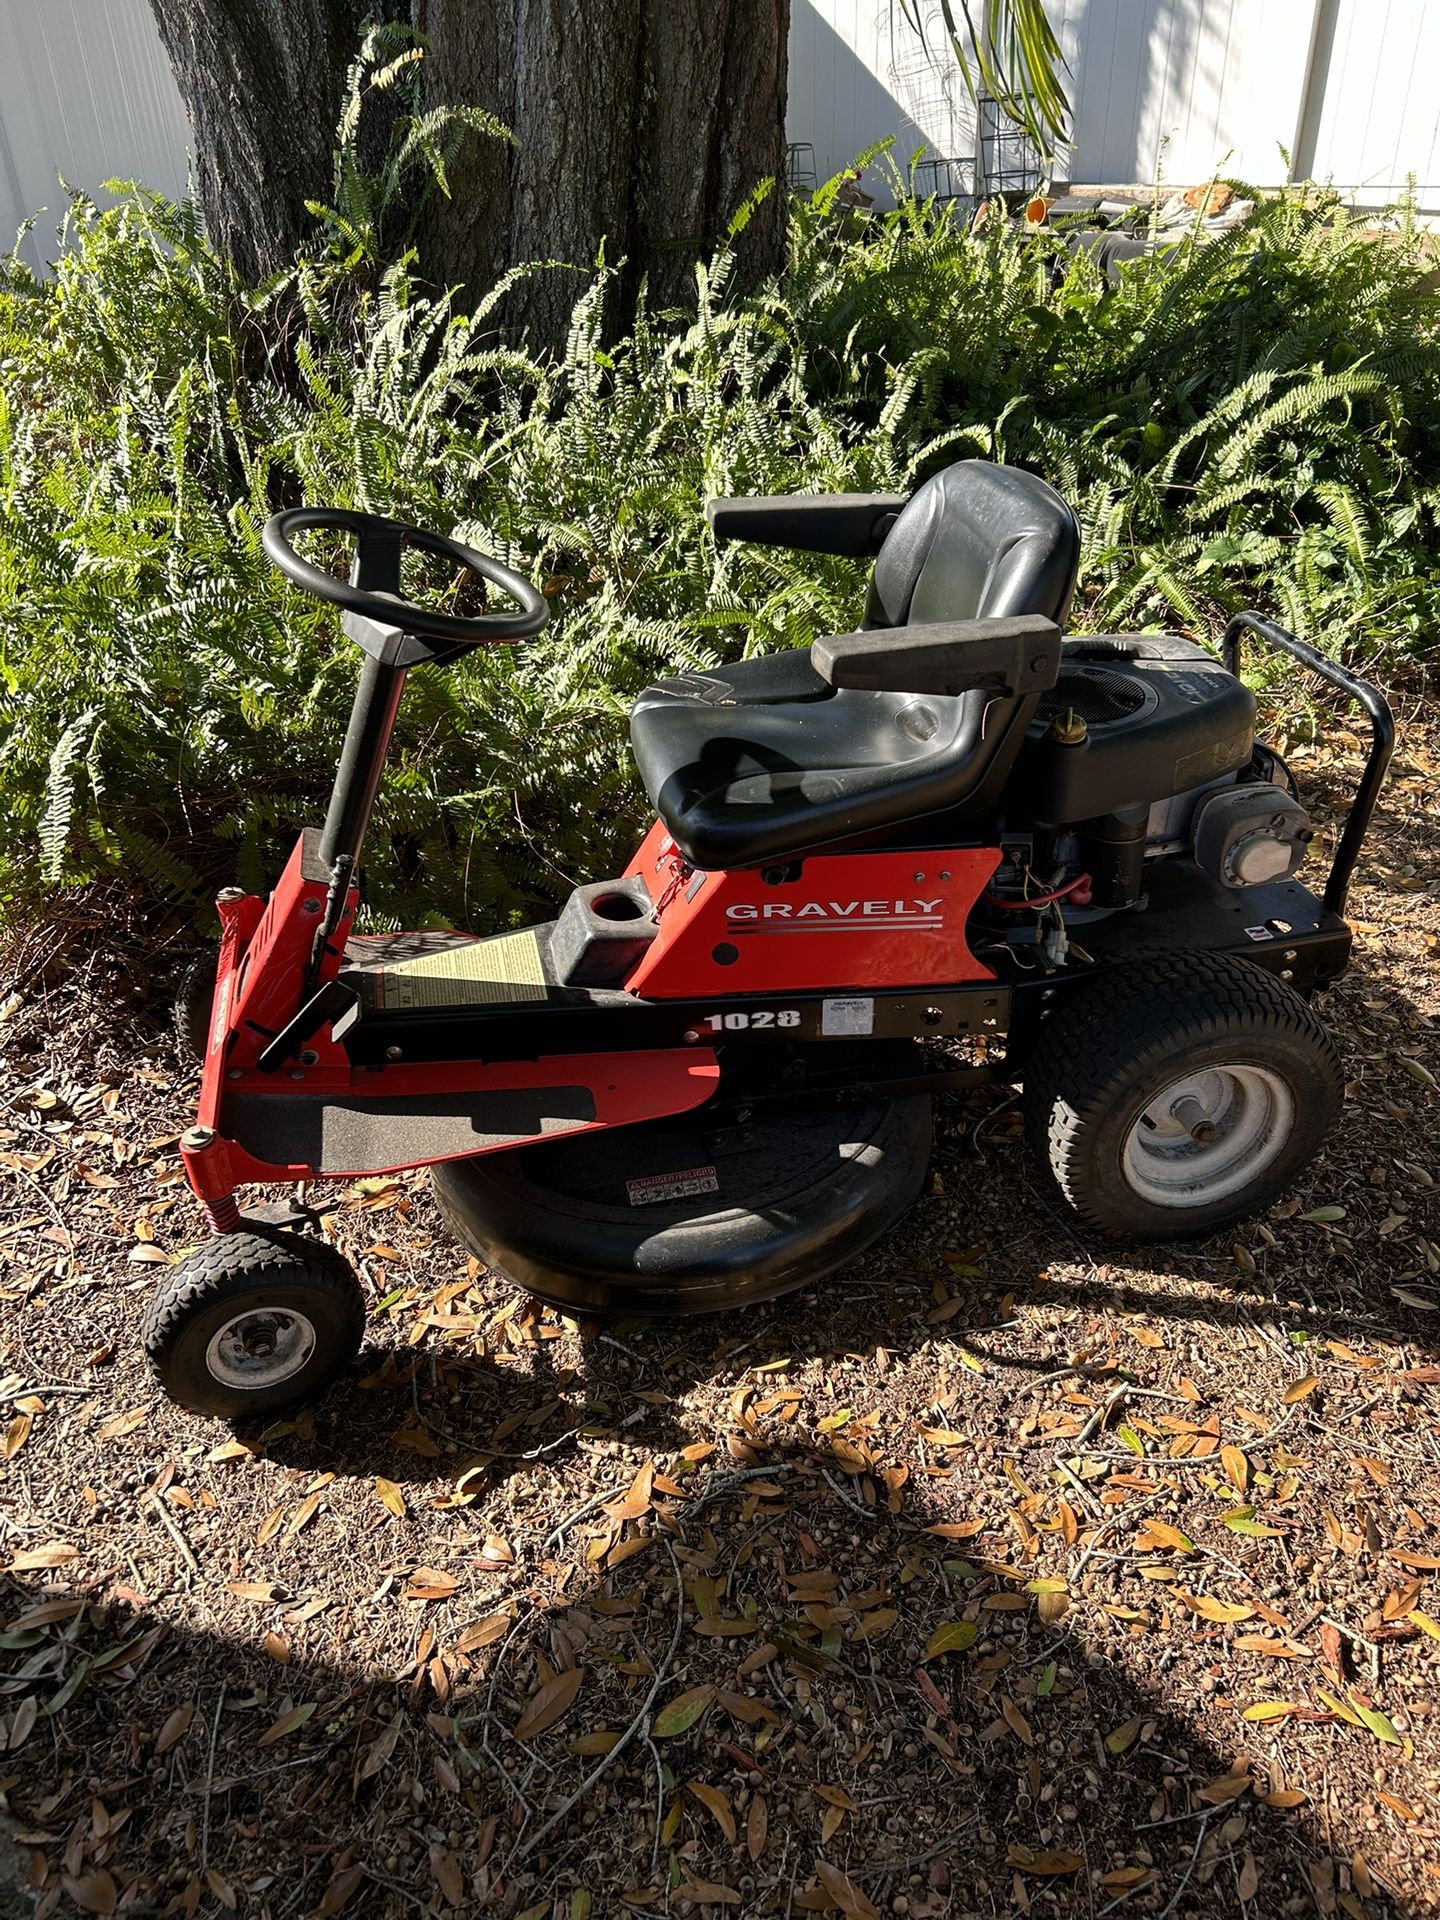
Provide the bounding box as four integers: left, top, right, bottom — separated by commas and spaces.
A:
154, 1703, 194, 1755
1173, 1591, 1253, 1624
924, 1621, 979, 1658
257, 1701, 316, 1747
429, 1844, 463, 1905
356, 1718, 402, 1781
375, 1477, 406, 1519
814, 1859, 880, 1917
688, 1782, 736, 1843
60, 1871, 117, 1915
404, 1567, 459, 1602
1105, 1716, 1144, 1754
1007, 1846, 1084, 1875
454, 1612, 512, 1654
747, 1792, 768, 1861
8, 1542, 79, 1571
513, 1665, 584, 1742
1283, 1376, 1322, 1404
653, 1683, 715, 1738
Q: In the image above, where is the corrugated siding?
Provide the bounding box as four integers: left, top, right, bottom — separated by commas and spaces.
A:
1049, 0, 1312, 187
0, 0, 191, 270
790, 1, 1439, 212
1, 0, 1436, 265
1300, 0, 1440, 205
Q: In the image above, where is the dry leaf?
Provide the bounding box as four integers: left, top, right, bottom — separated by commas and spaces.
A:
1007, 1846, 1084, 1875
404, 1567, 459, 1602
8, 1542, 79, 1571
747, 1792, 768, 1862
814, 1860, 880, 1918
357, 1717, 402, 1781
513, 1665, 583, 1742
454, 1612, 512, 1654
257, 1702, 316, 1747
688, 1782, 737, 1843
154, 1703, 194, 1755
429, 1844, 463, 1905
1283, 1376, 1322, 1404
374, 1477, 406, 1519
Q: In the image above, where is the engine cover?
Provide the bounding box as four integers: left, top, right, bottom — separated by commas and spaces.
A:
1191, 784, 1313, 887
1011, 634, 1256, 824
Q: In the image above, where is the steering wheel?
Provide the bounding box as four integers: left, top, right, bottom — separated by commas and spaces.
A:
262, 507, 549, 647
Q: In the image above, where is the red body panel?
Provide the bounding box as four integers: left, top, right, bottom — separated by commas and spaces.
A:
183, 835, 720, 1209
183, 820, 1000, 1216
624, 825, 999, 998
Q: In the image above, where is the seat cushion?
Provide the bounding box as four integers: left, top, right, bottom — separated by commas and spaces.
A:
866, 460, 1079, 629
630, 460, 1081, 869
630, 654, 986, 868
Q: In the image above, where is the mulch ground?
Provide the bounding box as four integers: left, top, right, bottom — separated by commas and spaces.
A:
1, 689, 1437, 1920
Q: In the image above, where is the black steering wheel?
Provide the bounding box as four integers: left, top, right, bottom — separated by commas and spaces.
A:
262, 507, 549, 646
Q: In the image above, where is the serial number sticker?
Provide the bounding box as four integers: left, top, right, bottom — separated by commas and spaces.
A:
626, 1165, 719, 1207
1243, 925, 1275, 942
822, 996, 875, 1036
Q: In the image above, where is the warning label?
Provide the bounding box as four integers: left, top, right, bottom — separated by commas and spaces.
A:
625, 1164, 720, 1207
370, 929, 550, 1011
822, 995, 875, 1036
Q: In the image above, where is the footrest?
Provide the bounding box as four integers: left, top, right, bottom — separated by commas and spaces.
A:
214, 1050, 722, 1181
226, 1087, 600, 1174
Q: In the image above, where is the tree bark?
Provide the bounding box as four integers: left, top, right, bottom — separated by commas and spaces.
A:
146, 0, 397, 285
419, 0, 791, 346
149, 0, 791, 345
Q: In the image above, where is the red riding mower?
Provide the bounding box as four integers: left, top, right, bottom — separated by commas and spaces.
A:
144, 461, 1394, 1417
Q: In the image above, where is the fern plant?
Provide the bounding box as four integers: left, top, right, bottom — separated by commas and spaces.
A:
2, 130, 1437, 931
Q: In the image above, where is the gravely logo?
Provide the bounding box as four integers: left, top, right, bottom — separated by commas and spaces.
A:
726, 898, 943, 930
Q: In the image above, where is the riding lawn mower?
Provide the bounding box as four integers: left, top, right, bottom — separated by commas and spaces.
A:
142, 460, 1393, 1418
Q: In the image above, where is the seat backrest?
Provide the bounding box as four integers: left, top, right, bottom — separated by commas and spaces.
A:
864, 459, 1080, 632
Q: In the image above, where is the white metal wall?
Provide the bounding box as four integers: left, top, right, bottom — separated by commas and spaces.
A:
2, 0, 1437, 270
1297, 0, 1440, 207
0, 0, 191, 271
791, 0, 1440, 211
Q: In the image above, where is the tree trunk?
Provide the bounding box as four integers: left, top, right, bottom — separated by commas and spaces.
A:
418, 0, 791, 348
146, 0, 394, 285
150, 0, 790, 346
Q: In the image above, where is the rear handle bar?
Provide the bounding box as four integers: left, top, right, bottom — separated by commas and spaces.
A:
1222, 611, 1395, 919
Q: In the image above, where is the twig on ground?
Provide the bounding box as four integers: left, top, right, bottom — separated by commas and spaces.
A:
821, 1467, 877, 1520
856, 1818, 979, 1882
199, 1683, 226, 1872
413, 1355, 580, 1463
1156, 1809, 1214, 1919
1069, 1383, 1129, 1451
148, 1490, 198, 1579
510, 1537, 687, 1867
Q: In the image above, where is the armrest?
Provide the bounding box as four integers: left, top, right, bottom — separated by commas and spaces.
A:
705, 492, 907, 556
811, 614, 1062, 697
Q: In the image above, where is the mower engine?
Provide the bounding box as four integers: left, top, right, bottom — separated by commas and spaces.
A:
986, 632, 1315, 930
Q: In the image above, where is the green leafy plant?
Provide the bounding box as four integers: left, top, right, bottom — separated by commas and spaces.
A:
1, 133, 1437, 932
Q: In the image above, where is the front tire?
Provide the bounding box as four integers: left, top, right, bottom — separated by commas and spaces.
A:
142, 1229, 365, 1418
1022, 953, 1343, 1240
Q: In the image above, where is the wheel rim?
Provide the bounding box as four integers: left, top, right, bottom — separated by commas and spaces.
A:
204, 1306, 317, 1390
1121, 1064, 1294, 1210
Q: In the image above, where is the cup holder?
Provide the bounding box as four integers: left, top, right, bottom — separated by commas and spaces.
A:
591, 892, 647, 923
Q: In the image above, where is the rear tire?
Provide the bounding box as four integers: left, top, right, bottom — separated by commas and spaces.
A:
172, 953, 215, 1065
1022, 953, 1343, 1240
143, 1229, 365, 1419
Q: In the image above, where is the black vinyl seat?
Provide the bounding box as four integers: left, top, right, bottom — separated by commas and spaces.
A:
630, 460, 1081, 869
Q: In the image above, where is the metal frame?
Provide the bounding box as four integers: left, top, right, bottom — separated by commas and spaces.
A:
1221, 611, 1394, 916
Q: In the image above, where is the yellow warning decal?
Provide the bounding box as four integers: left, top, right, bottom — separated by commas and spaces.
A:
373, 929, 550, 1010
